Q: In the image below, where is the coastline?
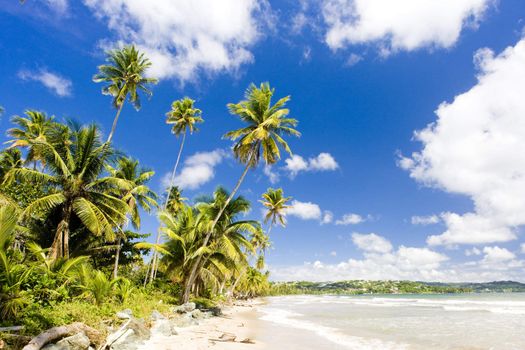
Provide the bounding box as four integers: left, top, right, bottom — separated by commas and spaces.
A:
139, 300, 266, 350
144, 293, 525, 350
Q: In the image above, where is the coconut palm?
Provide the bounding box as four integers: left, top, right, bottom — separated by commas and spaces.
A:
260, 187, 292, 234
93, 45, 158, 143
6, 110, 55, 167
5, 124, 131, 260
166, 186, 187, 214
182, 82, 300, 302
158, 188, 256, 301
148, 98, 203, 282
163, 98, 203, 209
107, 157, 157, 278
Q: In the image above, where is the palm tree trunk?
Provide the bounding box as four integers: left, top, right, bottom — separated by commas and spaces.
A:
182, 151, 255, 303
113, 236, 122, 279
148, 235, 159, 283
150, 131, 187, 282
106, 103, 124, 144
50, 204, 72, 260
163, 131, 186, 210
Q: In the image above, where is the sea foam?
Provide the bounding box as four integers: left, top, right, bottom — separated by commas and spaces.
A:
259, 307, 409, 350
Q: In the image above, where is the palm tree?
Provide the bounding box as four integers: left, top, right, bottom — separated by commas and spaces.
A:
6, 110, 55, 167
182, 82, 300, 303
107, 157, 157, 278
148, 98, 203, 282
163, 98, 203, 209
160, 188, 256, 301
5, 124, 131, 260
260, 187, 292, 235
93, 45, 158, 144
165, 186, 187, 214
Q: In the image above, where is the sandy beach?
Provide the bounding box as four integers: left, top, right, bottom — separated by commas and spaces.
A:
139, 300, 265, 350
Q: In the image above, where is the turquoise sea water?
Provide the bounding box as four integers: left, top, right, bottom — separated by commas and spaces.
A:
256, 294, 525, 349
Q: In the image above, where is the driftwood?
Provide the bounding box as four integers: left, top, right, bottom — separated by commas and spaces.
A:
0, 326, 24, 332
22, 322, 103, 350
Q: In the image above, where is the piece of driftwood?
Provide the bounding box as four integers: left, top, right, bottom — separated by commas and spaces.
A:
0, 326, 24, 332
21, 322, 102, 350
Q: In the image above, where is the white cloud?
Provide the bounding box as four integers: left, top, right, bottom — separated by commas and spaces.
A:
330, 251, 337, 257
292, 12, 308, 34
285, 200, 322, 221
263, 165, 279, 184
336, 213, 365, 225
284, 155, 309, 176
521, 243, 525, 254
351, 233, 392, 253
284, 152, 339, 177
309, 153, 339, 171
84, 0, 269, 81
402, 38, 525, 246
482, 246, 515, 263
465, 247, 481, 256
411, 215, 440, 225
322, 211, 334, 224
18, 69, 72, 97
322, 0, 491, 54
271, 234, 451, 282
163, 149, 226, 190
345, 53, 362, 66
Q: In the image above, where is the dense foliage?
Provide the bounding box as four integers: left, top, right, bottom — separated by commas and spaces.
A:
269, 280, 473, 295
0, 46, 291, 345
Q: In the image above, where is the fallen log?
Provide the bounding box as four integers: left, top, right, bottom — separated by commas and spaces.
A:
22, 322, 103, 350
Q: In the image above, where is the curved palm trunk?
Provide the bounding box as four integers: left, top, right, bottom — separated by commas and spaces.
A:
112, 236, 122, 279
50, 204, 72, 260
149, 131, 187, 283
182, 153, 254, 303
106, 103, 124, 144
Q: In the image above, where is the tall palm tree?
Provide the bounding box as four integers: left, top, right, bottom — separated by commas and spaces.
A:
182, 82, 300, 302
148, 98, 203, 282
163, 97, 203, 209
5, 124, 131, 260
93, 45, 158, 144
6, 110, 55, 167
260, 187, 292, 235
107, 157, 157, 278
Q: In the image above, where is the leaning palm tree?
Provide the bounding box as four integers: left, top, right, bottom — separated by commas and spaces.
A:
260, 188, 292, 234
181, 82, 300, 302
148, 98, 203, 282
5, 124, 131, 260
93, 45, 158, 143
107, 157, 157, 278
6, 110, 55, 167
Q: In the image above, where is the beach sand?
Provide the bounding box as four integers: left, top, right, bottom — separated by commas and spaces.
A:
140, 300, 265, 350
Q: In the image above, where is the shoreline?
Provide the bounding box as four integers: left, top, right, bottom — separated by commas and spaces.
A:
139, 299, 266, 350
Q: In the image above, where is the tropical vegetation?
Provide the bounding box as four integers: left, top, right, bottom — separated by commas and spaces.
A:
0, 46, 297, 347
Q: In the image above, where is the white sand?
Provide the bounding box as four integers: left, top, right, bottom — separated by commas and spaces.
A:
140, 300, 265, 350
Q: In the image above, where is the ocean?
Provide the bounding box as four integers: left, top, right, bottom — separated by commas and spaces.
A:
254, 294, 525, 349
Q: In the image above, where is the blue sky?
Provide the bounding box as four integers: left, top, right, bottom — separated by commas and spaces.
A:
2, 0, 525, 282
